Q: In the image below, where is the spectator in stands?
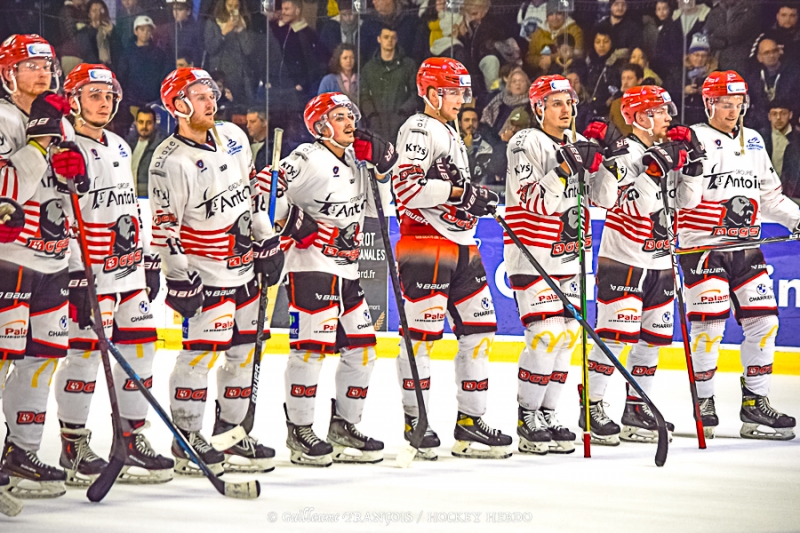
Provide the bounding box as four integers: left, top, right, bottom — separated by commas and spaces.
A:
517, 0, 548, 42
757, 4, 800, 64
480, 67, 529, 143
318, 0, 380, 63
425, 0, 467, 65
706, 0, 762, 73
630, 47, 661, 85
460, 0, 511, 102
585, 30, 622, 118
653, 0, 710, 78
158, 0, 204, 67
205, 0, 256, 104
566, 68, 592, 132
127, 106, 164, 197
59, 0, 90, 72
526, 2, 583, 75
175, 52, 194, 69
609, 63, 644, 136
642, 0, 671, 61
210, 69, 235, 120
365, 0, 417, 61
271, 0, 324, 109
117, 16, 170, 110
61, 0, 115, 67
759, 101, 800, 181
665, 33, 715, 127
318, 43, 359, 100
460, 108, 493, 185
595, 0, 641, 53
113, 0, 146, 60
246, 107, 270, 171
360, 25, 417, 143
744, 37, 800, 131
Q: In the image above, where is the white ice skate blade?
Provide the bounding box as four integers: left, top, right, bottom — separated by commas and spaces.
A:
117, 465, 174, 484
547, 440, 576, 454
174, 457, 224, 476
223, 454, 275, 473
64, 468, 99, 488
210, 426, 248, 451
0, 490, 23, 517
289, 451, 332, 467
589, 433, 620, 446
740, 423, 796, 441
517, 437, 549, 455
331, 445, 383, 464
451, 441, 512, 459
6, 476, 66, 499
621, 426, 673, 444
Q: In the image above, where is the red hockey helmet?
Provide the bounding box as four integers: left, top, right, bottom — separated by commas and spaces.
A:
620, 85, 676, 125
702, 70, 749, 118
64, 64, 123, 123
528, 74, 578, 123
416, 57, 472, 103
160, 67, 220, 118
0, 34, 60, 94
304, 92, 361, 138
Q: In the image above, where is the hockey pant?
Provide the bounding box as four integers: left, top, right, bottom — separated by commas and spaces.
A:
394, 236, 497, 417
284, 272, 377, 426
589, 258, 674, 401
54, 289, 157, 425
510, 273, 582, 411
169, 278, 267, 432
681, 248, 778, 397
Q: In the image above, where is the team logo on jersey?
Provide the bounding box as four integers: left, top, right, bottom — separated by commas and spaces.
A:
197, 184, 250, 219
333, 166, 340, 177
90, 148, 100, 160
713, 196, 760, 239
551, 206, 590, 260
26, 199, 69, 259
104, 215, 143, 278
642, 208, 671, 256
225, 211, 254, 271
714, 139, 722, 148
320, 221, 361, 265
196, 160, 206, 171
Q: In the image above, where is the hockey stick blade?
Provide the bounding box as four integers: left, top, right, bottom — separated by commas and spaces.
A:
0, 491, 23, 517
494, 210, 669, 466
224, 480, 261, 499
210, 424, 248, 452
86, 455, 126, 502
395, 444, 418, 469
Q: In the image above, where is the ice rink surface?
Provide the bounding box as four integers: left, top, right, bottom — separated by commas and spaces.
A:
3, 351, 799, 533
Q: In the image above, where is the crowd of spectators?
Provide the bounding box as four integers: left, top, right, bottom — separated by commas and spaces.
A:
4, 0, 800, 201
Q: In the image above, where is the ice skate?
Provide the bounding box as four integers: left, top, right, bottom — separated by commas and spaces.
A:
403, 414, 440, 461
327, 400, 383, 464
1, 439, 66, 499
516, 406, 551, 455
171, 429, 224, 476
213, 417, 275, 473
541, 409, 576, 454
59, 426, 108, 487
699, 397, 718, 439
0, 469, 23, 517
740, 378, 796, 441
578, 385, 621, 446
118, 421, 174, 484
620, 395, 674, 443
285, 404, 333, 467
451, 412, 512, 459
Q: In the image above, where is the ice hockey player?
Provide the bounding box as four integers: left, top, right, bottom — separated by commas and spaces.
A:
581, 85, 704, 444
267, 92, 396, 466
149, 67, 284, 474
392, 57, 511, 460
504, 74, 619, 455
677, 71, 799, 440
0, 34, 87, 498
51, 63, 173, 486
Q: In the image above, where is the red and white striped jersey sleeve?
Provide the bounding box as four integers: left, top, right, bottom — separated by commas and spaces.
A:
758, 142, 800, 230
148, 151, 190, 281
0, 148, 49, 207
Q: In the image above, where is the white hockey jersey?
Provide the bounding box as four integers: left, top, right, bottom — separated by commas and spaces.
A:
503, 127, 617, 277
678, 124, 800, 248
392, 113, 478, 246
0, 97, 74, 273
69, 131, 148, 294
149, 121, 271, 287
600, 136, 703, 270
273, 141, 377, 280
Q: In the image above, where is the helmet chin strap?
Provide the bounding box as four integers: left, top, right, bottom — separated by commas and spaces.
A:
318, 120, 350, 150
633, 114, 656, 138
424, 90, 445, 119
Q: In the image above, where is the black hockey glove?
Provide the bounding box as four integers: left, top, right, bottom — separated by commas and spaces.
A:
165, 272, 204, 319
556, 141, 604, 175
253, 235, 284, 286
583, 119, 629, 159
0, 198, 25, 243
427, 156, 465, 187
354, 129, 398, 174
642, 141, 688, 183
453, 182, 499, 217
281, 204, 318, 249
26, 91, 70, 142
144, 254, 161, 303
51, 141, 90, 194
68, 271, 93, 330
667, 124, 706, 177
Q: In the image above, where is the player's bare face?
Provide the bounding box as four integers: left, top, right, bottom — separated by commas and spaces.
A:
77, 83, 116, 128
13, 59, 52, 97
184, 82, 217, 131
543, 93, 574, 131
710, 95, 745, 133
438, 88, 466, 122
640, 105, 672, 139
327, 106, 356, 146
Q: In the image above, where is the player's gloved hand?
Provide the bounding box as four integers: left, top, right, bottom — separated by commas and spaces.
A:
667, 124, 706, 176
354, 129, 398, 174
281, 205, 318, 249
143, 254, 161, 302
26, 91, 70, 142
642, 141, 688, 182
583, 119, 629, 158
427, 156, 464, 187
254, 165, 287, 198
253, 235, 284, 286
51, 141, 90, 194
68, 271, 93, 329
0, 198, 25, 243
165, 271, 204, 319
453, 182, 499, 217
556, 141, 604, 175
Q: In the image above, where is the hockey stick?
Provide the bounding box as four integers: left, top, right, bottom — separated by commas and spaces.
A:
68, 173, 259, 499
676, 234, 799, 255
64, 180, 127, 502
211, 128, 284, 451
0, 483, 22, 517
366, 168, 429, 468
659, 176, 706, 449
575, 167, 592, 458
494, 209, 669, 467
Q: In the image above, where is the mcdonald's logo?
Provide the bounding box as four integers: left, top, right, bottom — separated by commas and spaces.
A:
531, 331, 565, 353
692, 333, 722, 353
